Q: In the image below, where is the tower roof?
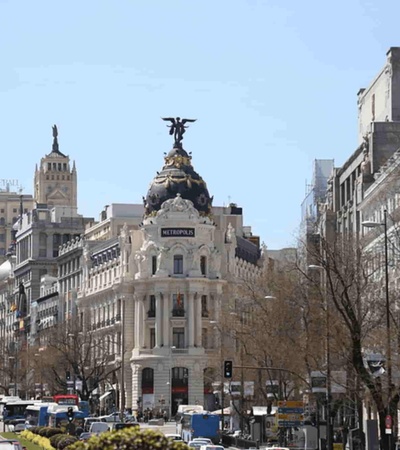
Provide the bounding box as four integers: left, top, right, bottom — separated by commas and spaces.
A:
144, 143, 213, 217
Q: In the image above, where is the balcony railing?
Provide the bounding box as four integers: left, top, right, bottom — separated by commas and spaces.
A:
172, 309, 185, 318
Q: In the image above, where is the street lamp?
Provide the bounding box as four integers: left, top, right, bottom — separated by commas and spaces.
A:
8, 356, 17, 397
309, 264, 332, 450
210, 320, 226, 431
362, 210, 392, 440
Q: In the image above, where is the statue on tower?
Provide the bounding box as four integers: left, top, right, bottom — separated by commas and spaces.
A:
162, 117, 196, 145
52, 124, 59, 153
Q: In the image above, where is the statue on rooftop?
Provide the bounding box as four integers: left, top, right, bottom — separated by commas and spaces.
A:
162, 117, 196, 145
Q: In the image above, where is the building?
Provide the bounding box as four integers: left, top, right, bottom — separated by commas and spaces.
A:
76, 136, 262, 416
0, 188, 34, 263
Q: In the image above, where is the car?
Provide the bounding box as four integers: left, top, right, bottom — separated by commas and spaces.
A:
0, 440, 24, 450
165, 433, 183, 441
79, 432, 93, 441
98, 412, 121, 422
199, 446, 224, 450
89, 421, 110, 435
110, 422, 140, 431
188, 441, 205, 448
193, 438, 213, 444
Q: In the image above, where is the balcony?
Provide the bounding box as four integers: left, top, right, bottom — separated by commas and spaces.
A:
171, 348, 188, 354
172, 309, 185, 318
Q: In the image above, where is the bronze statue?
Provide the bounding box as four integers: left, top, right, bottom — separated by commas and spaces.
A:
162, 117, 196, 144
52, 124, 60, 153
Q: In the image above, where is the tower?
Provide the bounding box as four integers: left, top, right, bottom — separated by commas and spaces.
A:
34, 125, 77, 210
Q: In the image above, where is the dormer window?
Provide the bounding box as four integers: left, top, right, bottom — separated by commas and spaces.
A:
173, 255, 183, 274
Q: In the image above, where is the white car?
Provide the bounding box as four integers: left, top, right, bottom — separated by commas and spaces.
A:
199, 446, 224, 450
98, 412, 121, 422
165, 433, 183, 441
193, 438, 213, 444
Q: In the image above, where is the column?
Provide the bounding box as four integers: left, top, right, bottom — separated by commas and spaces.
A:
195, 293, 202, 347
155, 293, 162, 348
188, 293, 194, 347
163, 293, 170, 347
134, 299, 140, 348
139, 297, 145, 348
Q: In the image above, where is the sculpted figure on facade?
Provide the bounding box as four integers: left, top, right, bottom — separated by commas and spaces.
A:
134, 252, 148, 279
225, 223, 236, 245
361, 142, 372, 176
157, 247, 170, 272
210, 248, 221, 277
157, 194, 199, 219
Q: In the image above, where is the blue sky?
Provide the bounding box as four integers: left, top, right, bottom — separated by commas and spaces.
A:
0, 0, 398, 249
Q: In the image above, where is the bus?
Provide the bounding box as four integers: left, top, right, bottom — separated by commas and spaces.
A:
24, 404, 50, 427
180, 412, 220, 443
0, 397, 21, 419
53, 394, 79, 406
47, 403, 85, 429
3, 400, 36, 424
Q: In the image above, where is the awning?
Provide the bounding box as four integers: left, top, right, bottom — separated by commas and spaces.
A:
252, 406, 277, 416
211, 407, 231, 415
99, 391, 112, 401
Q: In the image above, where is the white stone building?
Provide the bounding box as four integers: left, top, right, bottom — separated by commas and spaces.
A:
77, 139, 262, 416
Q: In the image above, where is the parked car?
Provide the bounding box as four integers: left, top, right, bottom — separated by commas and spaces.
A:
165, 434, 183, 441
89, 422, 110, 435
98, 412, 120, 422
0, 440, 24, 450
79, 432, 93, 441
188, 441, 205, 448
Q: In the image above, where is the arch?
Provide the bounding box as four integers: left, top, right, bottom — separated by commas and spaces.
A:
171, 367, 189, 416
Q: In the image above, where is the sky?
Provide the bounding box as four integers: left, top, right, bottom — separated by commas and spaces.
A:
0, 0, 399, 249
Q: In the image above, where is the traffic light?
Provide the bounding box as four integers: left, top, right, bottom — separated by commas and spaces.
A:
224, 360, 233, 379
66, 370, 71, 381
67, 407, 74, 423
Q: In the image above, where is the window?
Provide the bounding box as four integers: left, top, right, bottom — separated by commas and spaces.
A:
0, 234, 6, 243
173, 255, 183, 274
0, 218, 5, 226
148, 295, 156, 318
200, 256, 207, 275
0, 209, 4, 213
202, 328, 208, 348
201, 295, 208, 317
13, 208, 17, 213
173, 328, 185, 348
150, 329, 156, 348
172, 293, 185, 316
47, 163, 51, 171
152, 256, 157, 275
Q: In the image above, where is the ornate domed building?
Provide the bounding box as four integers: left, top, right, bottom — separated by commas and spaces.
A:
144, 144, 213, 217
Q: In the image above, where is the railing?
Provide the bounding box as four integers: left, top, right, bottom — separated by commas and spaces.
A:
172, 309, 185, 317
171, 348, 188, 354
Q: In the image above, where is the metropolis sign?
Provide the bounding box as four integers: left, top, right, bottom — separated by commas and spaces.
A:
161, 227, 195, 238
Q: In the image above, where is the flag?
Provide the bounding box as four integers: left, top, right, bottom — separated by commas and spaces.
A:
10, 304, 17, 312
177, 291, 182, 309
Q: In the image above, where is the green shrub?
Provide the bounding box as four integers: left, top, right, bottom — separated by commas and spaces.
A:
50, 433, 69, 448
68, 428, 189, 450
58, 435, 78, 450
39, 426, 52, 436
46, 428, 64, 438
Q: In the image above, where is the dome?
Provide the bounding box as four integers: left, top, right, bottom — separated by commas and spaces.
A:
144, 144, 213, 216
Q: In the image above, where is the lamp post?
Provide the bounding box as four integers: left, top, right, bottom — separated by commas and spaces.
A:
210, 320, 225, 432
8, 356, 17, 397
362, 210, 392, 445
309, 264, 332, 450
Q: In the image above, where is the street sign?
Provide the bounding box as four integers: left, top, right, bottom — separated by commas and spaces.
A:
277, 401, 304, 427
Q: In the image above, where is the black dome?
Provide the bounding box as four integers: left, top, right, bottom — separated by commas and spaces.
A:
144, 144, 213, 216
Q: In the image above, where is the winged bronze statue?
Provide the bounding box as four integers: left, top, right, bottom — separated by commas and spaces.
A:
162, 117, 196, 144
